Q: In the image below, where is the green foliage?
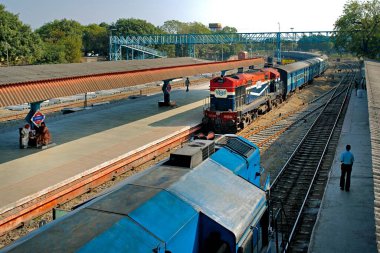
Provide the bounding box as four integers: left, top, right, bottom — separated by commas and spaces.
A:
160, 20, 243, 59
297, 35, 334, 53
0, 4, 42, 65
183, 22, 211, 34
160, 20, 184, 34
334, 0, 380, 59
219, 26, 238, 33
36, 19, 83, 63
83, 24, 108, 56
40, 43, 66, 64
113, 18, 163, 35
160, 20, 211, 34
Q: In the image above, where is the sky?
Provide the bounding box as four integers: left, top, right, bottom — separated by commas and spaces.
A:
0, 0, 348, 32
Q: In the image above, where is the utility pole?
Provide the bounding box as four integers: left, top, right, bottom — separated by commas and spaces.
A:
277, 22, 281, 64
6, 46, 9, 67
2, 42, 9, 66
290, 27, 294, 50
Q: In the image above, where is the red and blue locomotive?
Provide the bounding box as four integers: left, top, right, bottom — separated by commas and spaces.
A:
203, 68, 284, 133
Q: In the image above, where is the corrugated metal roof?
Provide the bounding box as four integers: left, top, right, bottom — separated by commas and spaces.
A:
276, 61, 310, 72
0, 58, 208, 85
365, 60, 380, 252
0, 57, 264, 107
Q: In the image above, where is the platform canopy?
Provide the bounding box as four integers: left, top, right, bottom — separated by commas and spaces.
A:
0, 57, 264, 107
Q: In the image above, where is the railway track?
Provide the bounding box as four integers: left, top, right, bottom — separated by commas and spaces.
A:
268, 66, 357, 252
240, 84, 339, 151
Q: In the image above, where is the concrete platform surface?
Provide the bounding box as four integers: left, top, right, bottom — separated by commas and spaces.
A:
365, 60, 380, 252
0, 84, 209, 213
309, 89, 377, 253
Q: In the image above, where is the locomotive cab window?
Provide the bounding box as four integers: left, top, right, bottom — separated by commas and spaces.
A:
217, 77, 224, 83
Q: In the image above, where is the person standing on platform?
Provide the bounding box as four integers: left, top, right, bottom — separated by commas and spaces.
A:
20, 124, 30, 149
185, 77, 190, 92
37, 122, 51, 147
340, 144, 355, 192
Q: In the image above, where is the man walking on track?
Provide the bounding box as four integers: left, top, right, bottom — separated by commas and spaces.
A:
340, 144, 354, 192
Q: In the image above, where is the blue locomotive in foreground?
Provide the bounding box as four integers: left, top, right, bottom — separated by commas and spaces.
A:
3, 135, 274, 253
203, 52, 328, 133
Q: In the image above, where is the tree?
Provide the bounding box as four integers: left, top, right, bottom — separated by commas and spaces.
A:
297, 35, 333, 53
36, 19, 83, 63
160, 20, 184, 34
0, 4, 42, 65
334, 0, 380, 59
114, 18, 163, 36
212, 26, 241, 60
83, 24, 108, 56
220, 26, 237, 33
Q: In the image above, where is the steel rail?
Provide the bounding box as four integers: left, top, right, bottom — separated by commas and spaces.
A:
0, 124, 201, 236
240, 83, 339, 141
245, 86, 346, 151
283, 68, 355, 252
270, 70, 351, 188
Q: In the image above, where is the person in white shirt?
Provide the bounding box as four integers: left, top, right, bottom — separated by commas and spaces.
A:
20, 124, 30, 149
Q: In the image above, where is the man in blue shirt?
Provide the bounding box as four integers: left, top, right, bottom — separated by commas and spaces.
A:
340, 144, 355, 192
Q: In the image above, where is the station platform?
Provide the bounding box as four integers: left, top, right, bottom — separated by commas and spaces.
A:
0, 84, 209, 214
309, 64, 378, 252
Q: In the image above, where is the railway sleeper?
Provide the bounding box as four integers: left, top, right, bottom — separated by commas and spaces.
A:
291, 156, 321, 161
290, 160, 318, 165
300, 214, 318, 223
287, 164, 317, 169
290, 162, 320, 168
283, 172, 315, 178
302, 206, 320, 215
284, 167, 314, 173
290, 242, 309, 253
297, 145, 325, 151
309, 192, 324, 199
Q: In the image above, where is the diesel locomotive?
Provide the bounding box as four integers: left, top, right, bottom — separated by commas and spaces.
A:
203, 68, 283, 133
3, 135, 273, 253
202, 53, 328, 133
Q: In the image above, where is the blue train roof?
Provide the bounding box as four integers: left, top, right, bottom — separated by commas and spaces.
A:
168, 158, 266, 240
276, 61, 310, 73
